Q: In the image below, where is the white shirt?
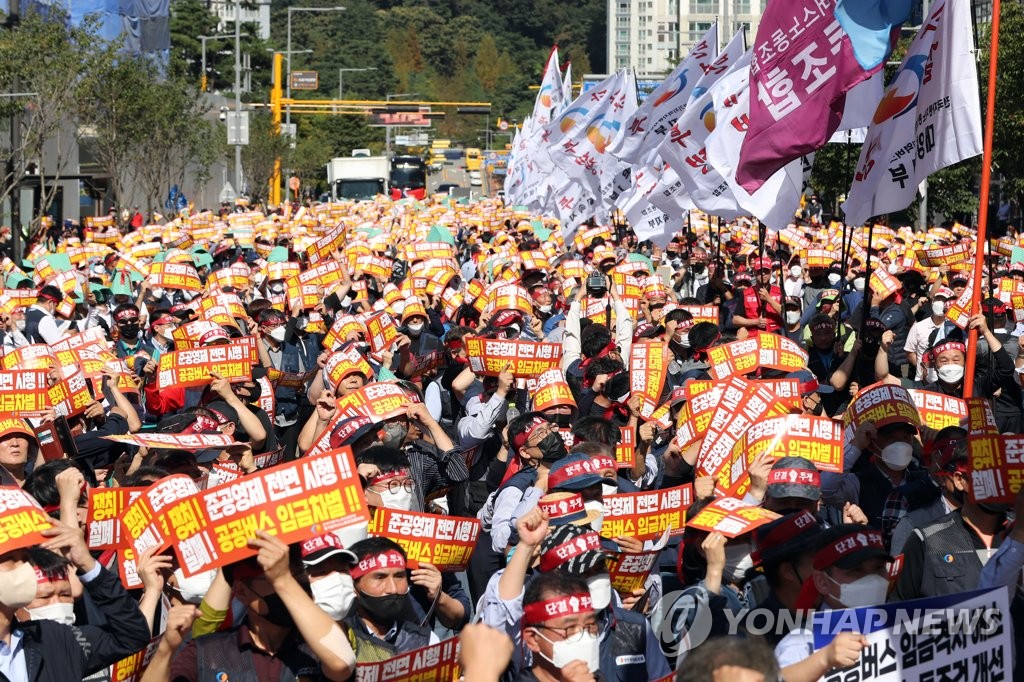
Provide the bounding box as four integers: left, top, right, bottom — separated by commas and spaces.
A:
28, 304, 70, 345
904, 316, 946, 381
775, 628, 815, 669
784, 277, 804, 298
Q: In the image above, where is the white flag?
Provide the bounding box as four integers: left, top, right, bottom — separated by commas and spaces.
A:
610, 23, 719, 164
660, 49, 752, 219
705, 58, 807, 231
532, 47, 563, 127
561, 62, 573, 113
842, 0, 982, 226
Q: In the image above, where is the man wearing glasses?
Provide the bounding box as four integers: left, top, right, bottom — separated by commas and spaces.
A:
519, 573, 602, 682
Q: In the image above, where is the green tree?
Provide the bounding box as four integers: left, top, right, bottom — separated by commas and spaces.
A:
979, 2, 1024, 203
241, 111, 291, 204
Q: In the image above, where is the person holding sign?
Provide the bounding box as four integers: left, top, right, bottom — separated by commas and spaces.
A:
776, 525, 892, 680
732, 257, 783, 336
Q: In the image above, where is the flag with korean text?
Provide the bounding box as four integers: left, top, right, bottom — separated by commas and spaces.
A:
842, 0, 982, 226
532, 47, 564, 127
548, 70, 637, 198
706, 57, 810, 231
610, 23, 718, 164
736, 0, 904, 192
660, 47, 752, 220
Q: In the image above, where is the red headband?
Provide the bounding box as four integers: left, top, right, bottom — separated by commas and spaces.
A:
350, 550, 406, 579
538, 494, 586, 521
539, 531, 603, 572
368, 469, 411, 487
591, 455, 617, 472
512, 417, 547, 452
183, 414, 221, 434
523, 593, 594, 625
548, 458, 600, 490
813, 529, 885, 571
932, 341, 967, 357
751, 511, 817, 565
33, 565, 67, 584
768, 468, 821, 488
38, 292, 61, 304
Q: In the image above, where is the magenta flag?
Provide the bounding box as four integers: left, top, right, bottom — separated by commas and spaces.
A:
736, 0, 898, 192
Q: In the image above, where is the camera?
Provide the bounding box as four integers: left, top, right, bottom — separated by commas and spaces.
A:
586, 271, 608, 297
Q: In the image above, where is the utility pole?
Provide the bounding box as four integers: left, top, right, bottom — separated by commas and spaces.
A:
233, 0, 243, 196
5, 0, 21, 261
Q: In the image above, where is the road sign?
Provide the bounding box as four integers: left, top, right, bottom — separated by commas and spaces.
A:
290, 71, 319, 91
225, 111, 249, 145
279, 123, 296, 139
369, 112, 433, 127
498, 120, 509, 131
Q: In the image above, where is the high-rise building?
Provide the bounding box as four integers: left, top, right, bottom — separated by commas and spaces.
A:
208, 0, 271, 41
607, 0, 764, 77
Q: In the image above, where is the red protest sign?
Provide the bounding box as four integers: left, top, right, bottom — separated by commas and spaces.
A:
735, 414, 844, 474
121, 475, 203, 559
607, 550, 660, 594
0, 486, 55, 555
706, 338, 760, 380
909, 389, 968, 431
156, 343, 253, 389
365, 311, 399, 354
686, 497, 780, 538
336, 382, 413, 422
105, 433, 237, 450
630, 341, 669, 419
945, 278, 973, 330
843, 382, 921, 432
48, 369, 94, 418
916, 242, 971, 268
615, 427, 635, 468
965, 397, 999, 436
464, 337, 561, 378
368, 509, 480, 572
149, 261, 202, 290
600, 484, 692, 541
533, 369, 576, 412
172, 447, 369, 577
0, 370, 51, 417
86, 487, 144, 550
697, 378, 788, 481
677, 305, 719, 324
354, 638, 460, 682
408, 351, 445, 379
1, 345, 53, 370
968, 434, 1024, 503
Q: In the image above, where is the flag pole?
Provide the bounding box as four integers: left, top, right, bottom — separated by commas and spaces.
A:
965, 0, 1001, 398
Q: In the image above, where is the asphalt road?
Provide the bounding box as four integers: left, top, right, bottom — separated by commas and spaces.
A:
427, 161, 489, 198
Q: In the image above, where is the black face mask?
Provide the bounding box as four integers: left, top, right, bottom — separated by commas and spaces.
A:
119, 323, 140, 339
538, 432, 568, 464
357, 590, 408, 624
547, 412, 573, 428
692, 263, 706, 274
260, 593, 295, 628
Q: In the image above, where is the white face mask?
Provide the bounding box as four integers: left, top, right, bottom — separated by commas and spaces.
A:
601, 482, 618, 498
887, 263, 899, 275
269, 282, 285, 294
879, 441, 914, 471
379, 487, 414, 511
268, 327, 287, 343
937, 364, 965, 384
172, 568, 217, 605
406, 322, 424, 336
311, 571, 355, 621
0, 562, 39, 609
538, 304, 553, 314
586, 574, 613, 611
15, 320, 25, 332
932, 300, 947, 317
678, 332, 690, 348
26, 602, 75, 626
789, 265, 802, 278
534, 629, 600, 673
340, 295, 353, 308
151, 287, 165, 299
785, 311, 802, 326
825, 573, 889, 608
584, 500, 604, 534
827, 272, 842, 286
723, 542, 754, 584
853, 277, 865, 292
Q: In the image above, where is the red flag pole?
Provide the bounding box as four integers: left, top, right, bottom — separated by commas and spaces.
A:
965, 0, 1001, 398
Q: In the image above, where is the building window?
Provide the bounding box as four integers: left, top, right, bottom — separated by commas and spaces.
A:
689, 0, 717, 13
733, 0, 750, 13
687, 21, 713, 44
618, 29, 629, 38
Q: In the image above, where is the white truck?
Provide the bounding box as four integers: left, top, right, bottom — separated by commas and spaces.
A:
326, 155, 389, 201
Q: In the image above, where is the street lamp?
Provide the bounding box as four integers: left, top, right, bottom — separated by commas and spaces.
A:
338, 67, 376, 101
385, 92, 418, 160
198, 33, 246, 92
285, 5, 345, 201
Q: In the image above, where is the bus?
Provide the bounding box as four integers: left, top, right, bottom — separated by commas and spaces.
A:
465, 148, 482, 171
389, 155, 427, 200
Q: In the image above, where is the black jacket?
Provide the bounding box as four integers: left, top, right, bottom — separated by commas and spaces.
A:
15, 564, 150, 681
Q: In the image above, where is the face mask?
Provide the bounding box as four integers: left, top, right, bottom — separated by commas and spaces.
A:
723, 543, 754, 584
790, 265, 802, 278
268, 327, 287, 343
853, 277, 865, 292
785, 311, 801, 326
538, 304, 553, 314
260, 592, 295, 628
534, 629, 600, 673
119, 323, 140, 339
880, 441, 914, 471
407, 322, 424, 337
584, 500, 604, 534
678, 332, 690, 348
151, 287, 165, 299
505, 323, 522, 338
311, 572, 355, 621
269, 282, 285, 294
537, 431, 568, 464
357, 589, 408, 623
827, 272, 842, 286
341, 295, 353, 308
887, 263, 899, 274
586, 574, 613, 611
379, 487, 415, 511
601, 482, 618, 498
380, 422, 409, 448
937, 364, 965, 384
26, 602, 75, 626
0, 562, 39, 610
172, 568, 216, 604
15, 320, 24, 332
932, 300, 947, 317
692, 264, 706, 274
825, 573, 889, 608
